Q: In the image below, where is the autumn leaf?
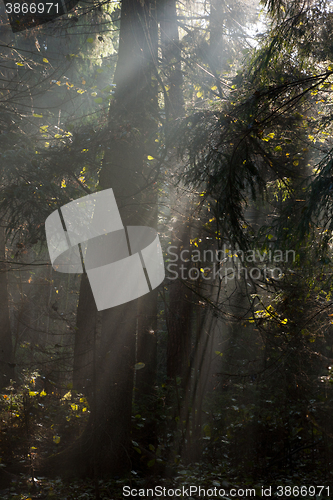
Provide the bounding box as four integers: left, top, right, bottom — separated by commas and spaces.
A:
134, 362, 145, 370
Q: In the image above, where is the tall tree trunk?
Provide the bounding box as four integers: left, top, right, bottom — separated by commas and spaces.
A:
158, 0, 191, 385
95, 0, 159, 472
0, 225, 14, 387
166, 220, 192, 381
159, 0, 184, 128
46, 0, 160, 478
159, 0, 195, 459
132, 0, 187, 406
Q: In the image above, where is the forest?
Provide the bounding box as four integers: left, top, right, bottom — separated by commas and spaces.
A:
0, 0, 332, 498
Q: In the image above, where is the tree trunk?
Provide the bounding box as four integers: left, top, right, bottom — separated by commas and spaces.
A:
96, 0, 158, 471
159, 0, 184, 127
166, 222, 192, 381
48, 0, 160, 477
72, 273, 97, 397
158, 0, 191, 385
0, 225, 14, 387
43, 0, 162, 477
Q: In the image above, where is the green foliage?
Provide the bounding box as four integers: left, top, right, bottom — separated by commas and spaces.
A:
0, 371, 90, 478
0, 119, 107, 245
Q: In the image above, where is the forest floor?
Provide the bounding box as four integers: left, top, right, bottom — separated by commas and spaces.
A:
0, 388, 332, 499
0, 461, 331, 499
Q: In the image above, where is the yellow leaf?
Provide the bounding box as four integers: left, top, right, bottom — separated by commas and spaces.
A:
147, 155, 154, 160
40, 390, 47, 397
16, 62, 24, 66
53, 435, 61, 444
196, 91, 203, 98
54, 134, 62, 139
43, 58, 49, 63
33, 113, 43, 118
29, 391, 39, 397
77, 89, 85, 94
134, 362, 145, 370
